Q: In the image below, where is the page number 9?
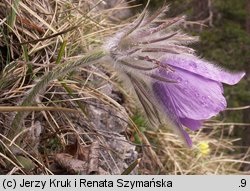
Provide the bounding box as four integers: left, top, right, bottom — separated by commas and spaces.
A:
240, 179, 246, 187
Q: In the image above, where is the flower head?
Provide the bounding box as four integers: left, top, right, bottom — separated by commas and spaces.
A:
198, 141, 211, 157
104, 6, 245, 146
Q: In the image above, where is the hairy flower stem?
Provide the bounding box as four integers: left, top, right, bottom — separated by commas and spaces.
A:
9, 49, 106, 143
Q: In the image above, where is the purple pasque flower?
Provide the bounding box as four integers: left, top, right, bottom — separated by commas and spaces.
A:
104, 6, 245, 146
153, 55, 245, 146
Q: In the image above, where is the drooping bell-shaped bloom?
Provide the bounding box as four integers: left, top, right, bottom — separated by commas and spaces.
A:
153, 55, 245, 146
104, 6, 245, 146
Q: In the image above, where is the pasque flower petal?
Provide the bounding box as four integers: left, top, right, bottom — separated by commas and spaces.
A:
154, 66, 227, 120
179, 118, 203, 131
152, 81, 193, 146
163, 54, 245, 85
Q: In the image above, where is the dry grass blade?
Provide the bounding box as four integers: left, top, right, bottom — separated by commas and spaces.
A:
0, 106, 79, 112
121, 158, 141, 175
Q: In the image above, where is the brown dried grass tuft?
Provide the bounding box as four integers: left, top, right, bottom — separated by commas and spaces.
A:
141, 122, 250, 175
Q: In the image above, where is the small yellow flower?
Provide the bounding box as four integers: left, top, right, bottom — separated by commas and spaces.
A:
198, 142, 210, 156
